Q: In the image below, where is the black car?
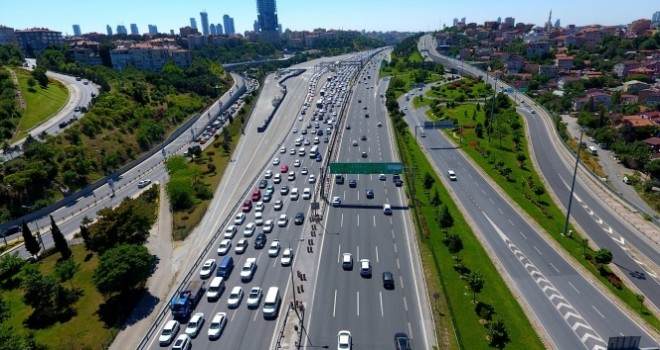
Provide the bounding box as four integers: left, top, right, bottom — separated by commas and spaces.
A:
262, 193, 272, 202
335, 174, 344, 185
317, 129, 323, 136
394, 333, 411, 350
254, 233, 267, 249
392, 174, 401, 181
258, 179, 268, 189
361, 135, 367, 141
366, 189, 374, 199
349, 179, 357, 188
294, 212, 305, 225
394, 180, 403, 187
346, 124, 351, 130
383, 271, 395, 289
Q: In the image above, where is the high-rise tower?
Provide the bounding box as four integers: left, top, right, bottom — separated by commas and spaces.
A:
200, 11, 209, 35
256, 0, 280, 44
72, 24, 81, 36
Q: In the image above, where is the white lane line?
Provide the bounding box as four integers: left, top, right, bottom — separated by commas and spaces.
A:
592, 305, 605, 319
341, 213, 344, 227
379, 292, 384, 317
533, 246, 542, 255
391, 230, 395, 239
508, 219, 515, 226
481, 189, 486, 195
373, 215, 376, 227
357, 214, 360, 227
549, 263, 560, 273
568, 282, 580, 294
376, 246, 379, 263
489, 198, 495, 205
396, 258, 400, 269
403, 296, 408, 311
520, 231, 527, 239
393, 243, 398, 254
333, 289, 337, 317
337, 245, 341, 263
357, 290, 360, 317
498, 208, 503, 214
357, 245, 360, 261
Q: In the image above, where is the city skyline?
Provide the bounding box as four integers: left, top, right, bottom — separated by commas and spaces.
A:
0, 0, 658, 36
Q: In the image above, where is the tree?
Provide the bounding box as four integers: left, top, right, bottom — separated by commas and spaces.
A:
423, 172, 435, 191
487, 318, 511, 349
31, 67, 49, 88
50, 215, 71, 259
533, 185, 545, 201
446, 233, 464, 263
581, 238, 590, 256
0, 295, 9, 323
54, 258, 80, 289
467, 271, 485, 303
644, 159, 660, 179
87, 196, 155, 252
93, 244, 153, 295
438, 205, 454, 230
636, 293, 645, 313
79, 224, 92, 250
21, 220, 41, 257
491, 119, 511, 147
516, 153, 527, 168
21, 263, 58, 320
0, 325, 28, 350
430, 189, 442, 206
594, 248, 613, 266
475, 122, 484, 138
166, 177, 196, 210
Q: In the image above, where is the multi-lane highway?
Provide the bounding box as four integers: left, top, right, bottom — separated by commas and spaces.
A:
303, 51, 435, 349
406, 36, 659, 349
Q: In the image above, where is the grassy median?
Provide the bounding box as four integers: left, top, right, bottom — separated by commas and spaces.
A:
13, 69, 68, 141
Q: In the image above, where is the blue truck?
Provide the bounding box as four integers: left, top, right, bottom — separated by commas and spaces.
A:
170, 280, 205, 319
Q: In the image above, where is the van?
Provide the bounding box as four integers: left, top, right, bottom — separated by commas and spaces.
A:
587, 146, 598, 156
383, 204, 392, 215
216, 256, 234, 278
298, 147, 306, 156
206, 277, 225, 301
262, 287, 281, 319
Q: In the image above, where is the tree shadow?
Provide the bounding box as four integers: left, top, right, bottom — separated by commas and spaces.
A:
120, 290, 160, 328
475, 301, 496, 321
96, 288, 151, 329
24, 288, 83, 329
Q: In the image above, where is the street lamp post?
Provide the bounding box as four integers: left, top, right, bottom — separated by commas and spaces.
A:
562, 129, 586, 237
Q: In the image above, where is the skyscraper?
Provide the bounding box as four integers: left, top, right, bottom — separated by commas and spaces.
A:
200, 11, 209, 35
106, 25, 113, 36
256, 0, 279, 43
72, 24, 81, 36
130, 23, 139, 35
253, 20, 259, 32
504, 17, 515, 27
223, 15, 235, 35
116, 25, 128, 35
190, 18, 197, 29
148, 25, 158, 34
217, 23, 223, 35
652, 11, 660, 26
452, 18, 458, 27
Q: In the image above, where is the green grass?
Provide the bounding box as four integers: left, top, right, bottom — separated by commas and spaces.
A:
172, 101, 252, 240
1, 245, 117, 349
446, 103, 660, 331
13, 68, 69, 141
427, 78, 492, 101
394, 126, 545, 350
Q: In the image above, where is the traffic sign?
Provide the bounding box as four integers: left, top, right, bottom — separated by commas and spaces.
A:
423, 120, 454, 129
330, 162, 403, 174
518, 88, 526, 93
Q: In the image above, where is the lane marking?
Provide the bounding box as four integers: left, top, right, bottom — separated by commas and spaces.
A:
549, 263, 560, 273
333, 289, 337, 317
357, 214, 360, 227
337, 245, 341, 263
379, 292, 384, 317
568, 282, 580, 294
592, 305, 605, 319
357, 290, 360, 317
533, 246, 543, 255
373, 215, 376, 227
375, 246, 379, 263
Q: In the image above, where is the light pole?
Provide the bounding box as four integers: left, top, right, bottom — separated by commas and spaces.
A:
487, 75, 498, 143
415, 125, 424, 140
562, 128, 586, 237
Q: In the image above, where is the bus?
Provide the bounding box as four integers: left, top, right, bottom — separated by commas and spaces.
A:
309, 145, 319, 159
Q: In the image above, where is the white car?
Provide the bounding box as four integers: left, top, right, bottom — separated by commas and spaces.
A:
352, 140, 358, 146
301, 167, 309, 175
281, 248, 294, 266
360, 259, 372, 277
288, 171, 296, 181
290, 148, 296, 155
240, 258, 257, 282
254, 212, 264, 226
243, 223, 256, 237
308, 174, 316, 183
294, 159, 301, 167
277, 214, 288, 227
207, 312, 227, 340
264, 170, 273, 179
255, 201, 265, 212
227, 286, 244, 309
342, 253, 353, 270
273, 173, 282, 184
137, 179, 152, 188
224, 225, 237, 239
268, 240, 281, 257
272, 157, 280, 165
263, 220, 274, 233
290, 188, 299, 200
158, 320, 180, 346
313, 137, 320, 144
217, 239, 232, 255
303, 188, 311, 200
235, 239, 248, 254
274, 200, 284, 211
246, 286, 262, 309
292, 128, 298, 133
279, 147, 286, 154
185, 312, 205, 337
447, 170, 457, 181
332, 196, 341, 207
234, 213, 246, 225
304, 138, 311, 145
338, 330, 352, 349
379, 174, 386, 181
199, 259, 216, 279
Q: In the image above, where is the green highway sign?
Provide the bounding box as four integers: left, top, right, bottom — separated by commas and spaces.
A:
518, 88, 526, 93
330, 162, 404, 174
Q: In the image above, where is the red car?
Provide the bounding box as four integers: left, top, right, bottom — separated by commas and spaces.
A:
281, 165, 289, 173
242, 200, 252, 212
251, 189, 261, 202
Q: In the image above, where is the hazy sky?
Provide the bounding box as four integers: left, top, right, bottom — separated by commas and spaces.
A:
1, 0, 658, 35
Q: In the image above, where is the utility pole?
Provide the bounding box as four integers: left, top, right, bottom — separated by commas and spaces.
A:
563, 129, 585, 237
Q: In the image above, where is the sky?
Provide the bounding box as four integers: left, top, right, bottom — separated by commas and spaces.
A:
1, 0, 658, 35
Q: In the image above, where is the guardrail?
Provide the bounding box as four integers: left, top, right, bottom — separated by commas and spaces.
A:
0, 79, 247, 236
257, 69, 306, 133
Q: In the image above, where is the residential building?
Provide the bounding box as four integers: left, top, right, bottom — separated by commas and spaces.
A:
642, 137, 660, 154
572, 92, 611, 111
110, 42, 191, 71
504, 17, 515, 28
210, 24, 216, 35
614, 60, 641, 78
503, 54, 524, 74
148, 25, 158, 35
627, 19, 651, 37
539, 65, 560, 77
623, 80, 651, 94
179, 26, 199, 37
200, 11, 209, 36
130, 24, 139, 35
256, 0, 280, 44
555, 54, 574, 70
526, 41, 550, 58
223, 15, 235, 35
217, 23, 223, 35
190, 18, 197, 29
106, 25, 112, 36
0, 25, 16, 45
639, 89, 660, 104
72, 24, 81, 36
15, 28, 63, 55
187, 34, 208, 49
69, 40, 103, 66
116, 25, 128, 35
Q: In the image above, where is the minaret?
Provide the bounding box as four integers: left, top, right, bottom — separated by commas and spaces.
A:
546, 10, 553, 31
